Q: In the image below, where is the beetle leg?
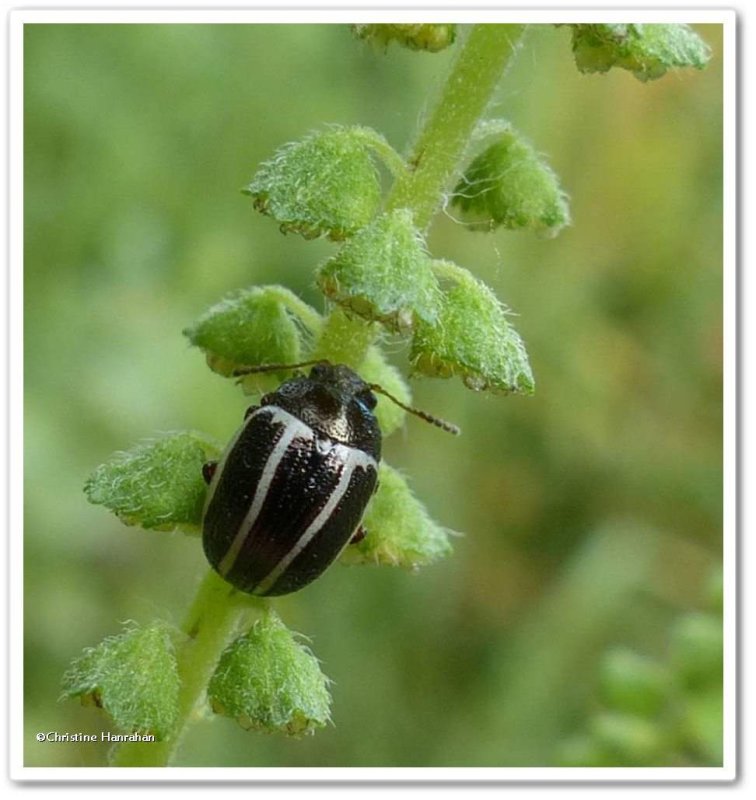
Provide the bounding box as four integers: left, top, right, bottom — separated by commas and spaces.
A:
350, 525, 367, 545
244, 405, 259, 419
202, 461, 218, 484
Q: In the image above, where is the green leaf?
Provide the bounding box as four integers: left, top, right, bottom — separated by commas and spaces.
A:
452, 124, 570, 236
61, 622, 180, 741
353, 23, 457, 53
569, 24, 711, 82
681, 687, 723, 765
589, 711, 669, 766
318, 209, 441, 332
208, 611, 331, 737
340, 462, 453, 568
84, 431, 221, 534
244, 126, 386, 240
411, 262, 534, 394
668, 612, 723, 690
183, 285, 312, 382
599, 648, 672, 718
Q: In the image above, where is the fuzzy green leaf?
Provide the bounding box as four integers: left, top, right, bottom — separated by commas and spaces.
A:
340, 463, 453, 568
208, 611, 331, 737
84, 431, 221, 534
353, 23, 457, 53
61, 622, 180, 741
452, 125, 570, 236
411, 262, 534, 394
569, 24, 711, 82
183, 285, 310, 381
318, 209, 441, 332
245, 126, 386, 240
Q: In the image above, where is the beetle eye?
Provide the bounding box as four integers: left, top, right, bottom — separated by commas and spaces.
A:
310, 362, 329, 379
358, 390, 377, 411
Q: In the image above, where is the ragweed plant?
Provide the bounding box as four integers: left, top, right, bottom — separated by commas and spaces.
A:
63, 23, 710, 767
557, 566, 723, 767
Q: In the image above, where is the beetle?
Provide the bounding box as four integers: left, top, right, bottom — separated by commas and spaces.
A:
201, 360, 458, 596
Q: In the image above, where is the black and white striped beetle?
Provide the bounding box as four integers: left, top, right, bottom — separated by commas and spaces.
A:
201, 360, 458, 597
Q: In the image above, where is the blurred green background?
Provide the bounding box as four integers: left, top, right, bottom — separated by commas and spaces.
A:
24, 23, 724, 767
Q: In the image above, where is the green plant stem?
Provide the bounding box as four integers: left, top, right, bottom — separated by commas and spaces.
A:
109, 26, 526, 768
314, 26, 526, 371
313, 306, 378, 368
353, 126, 408, 179
110, 571, 263, 767
386, 23, 526, 231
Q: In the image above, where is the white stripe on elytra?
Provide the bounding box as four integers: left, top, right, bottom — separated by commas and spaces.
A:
217, 406, 315, 577
253, 444, 377, 595
202, 407, 253, 516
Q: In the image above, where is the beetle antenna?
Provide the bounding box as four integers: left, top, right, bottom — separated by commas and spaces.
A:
368, 384, 460, 436
232, 359, 326, 377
